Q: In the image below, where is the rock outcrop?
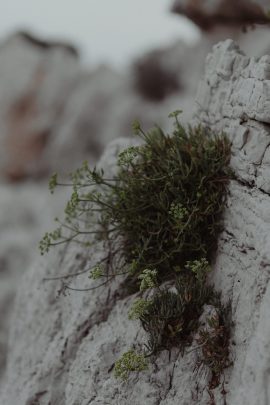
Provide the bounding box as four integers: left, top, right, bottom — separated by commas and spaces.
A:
172, 0, 270, 30
0, 32, 79, 180
0, 182, 70, 380
0, 30, 204, 382
0, 31, 201, 181
0, 32, 132, 180
195, 39, 270, 405
1, 40, 270, 404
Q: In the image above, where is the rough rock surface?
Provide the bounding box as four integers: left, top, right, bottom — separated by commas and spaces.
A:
2, 41, 270, 404
196, 39, 270, 404
196, 39, 270, 193
0, 182, 69, 380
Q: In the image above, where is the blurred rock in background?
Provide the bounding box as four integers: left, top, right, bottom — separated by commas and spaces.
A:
0, 31, 199, 183
172, 0, 270, 30
0, 31, 79, 181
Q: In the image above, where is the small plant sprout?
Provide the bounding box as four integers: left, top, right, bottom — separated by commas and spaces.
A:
169, 202, 189, 222
64, 190, 79, 219
168, 109, 183, 124
117, 146, 140, 166
39, 228, 62, 255
196, 306, 232, 389
128, 259, 139, 275
49, 173, 58, 194
138, 269, 158, 291
131, 119, 142, 135
128, 299, 152, 320
89, 264, 104, 280
168, 109, 183, 118
114, 350, 148, 381
185, 258, 211, 284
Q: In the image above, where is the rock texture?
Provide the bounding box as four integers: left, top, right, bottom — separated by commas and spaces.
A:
195, 39, 270, 404
2, 40, 270, 405
196, 39, 270, 192
0, 182, 70, 380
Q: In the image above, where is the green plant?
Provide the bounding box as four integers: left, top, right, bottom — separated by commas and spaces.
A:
196, 304, 232, 389
40, 113, 231, 286
114, 350, 148, 381
40, 111, 232, 387
128, 298, 152, 320
139, 269, 216, 355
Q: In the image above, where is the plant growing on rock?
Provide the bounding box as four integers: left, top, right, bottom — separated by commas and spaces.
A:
114, 350, 148, 381
40, 112, 231, 281
195, 303, 232, 389
139, 263, 216, 355
40, 111, 233, 390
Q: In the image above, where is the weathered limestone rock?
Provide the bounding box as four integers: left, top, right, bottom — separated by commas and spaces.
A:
196, 39, 270, 193
0, 31, 79, 180
196, 39, 270, 405
2, 41, 270, 404
0, 182, 69, 380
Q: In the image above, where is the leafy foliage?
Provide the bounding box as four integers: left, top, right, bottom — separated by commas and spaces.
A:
128, 298, 152, 320
40, 112, 232, 387
110, 120, 231, 287
40, 114, 231, 284
114, 350, 148, 381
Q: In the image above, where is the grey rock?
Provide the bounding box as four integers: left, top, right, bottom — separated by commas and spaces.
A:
0, 31, 199, 180
2, 41, 270, 404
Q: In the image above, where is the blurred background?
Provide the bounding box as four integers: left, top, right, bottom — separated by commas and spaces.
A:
0, 0, 270, 385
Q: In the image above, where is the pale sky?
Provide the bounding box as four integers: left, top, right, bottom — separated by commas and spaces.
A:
0, 0, 199, 68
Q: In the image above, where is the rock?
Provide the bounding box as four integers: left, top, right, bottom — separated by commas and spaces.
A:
171, 0, 270, 30
171, 0, 270, 65
0, 139, 211, 405
0, 31, 203, 383
0, 32, 200, 181
195, 39, 270, 404
0, 31, 134, 180
132, 48, 182, 102
2, 41, 270, 404
0, 31, 79, 181
0, 182, 69, 380
195, 39, 270, 192
132, 40, 204, 103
